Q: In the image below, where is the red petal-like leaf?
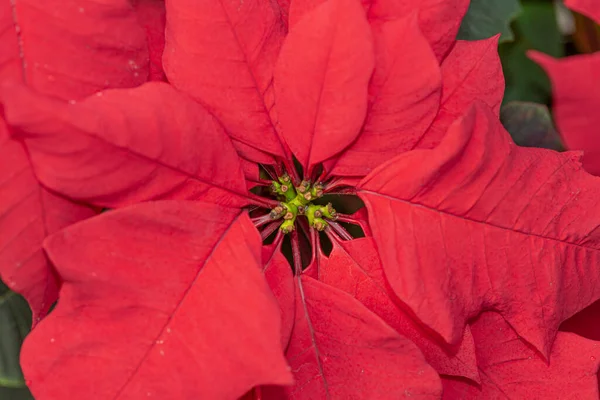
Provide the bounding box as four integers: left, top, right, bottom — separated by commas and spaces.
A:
366, 0, 470, 61
274, 0, 374, 172
530, 51, 600, 175
442, 312, 600, 399
134, 0, 166, 81
319, 237, 479, 382
6, 0, 149, 99
1, 0, 150, 319
2, 83, 251, 209
566, 0, 600, 23
331, 15, 442, 177
0, 1, 21, 83
163, 0, 287, 162
23, 201, 292, 399
360, 102, 600, 358
263, 244, 295, 351
0, 124, 94, 321
271, 276, 441, 398
419, 37, 504, 150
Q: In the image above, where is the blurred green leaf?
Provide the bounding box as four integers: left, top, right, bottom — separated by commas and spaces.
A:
458, 0, 522, 42
501, 101, 563, 151
0, 387, 34, 400
500, 1, 564, 104
0, 280, 31, 389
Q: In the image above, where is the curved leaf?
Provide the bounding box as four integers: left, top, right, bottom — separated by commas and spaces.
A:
0, 124, 95, 321
4, 0, 149, 99
319, 238, 480, 382
359, 102, 600, 358
530, 51, 600, 175
274, 0, 374, 172
23, 201, 292, 399
1, 83, 250, 209
0, 0, 157, 319
443, 312, 600, 399
331, 15, 442, 177
365, 0, 470, 61
263, 244, 295, 351
163, 0, 287, 162
420, 37, 504, 150
272, 276, 442, 398
566, 0, 600, 24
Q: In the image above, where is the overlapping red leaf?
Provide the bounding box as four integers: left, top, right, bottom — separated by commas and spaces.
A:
360, 103, 600, 358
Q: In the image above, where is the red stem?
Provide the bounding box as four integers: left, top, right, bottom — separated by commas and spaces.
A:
259, 164, 277, 180
246, 178, 275, 187
328, 220, 353, 241
335, 213, 366, 225
325, 225, 344, 245
247, 193, 279, 209
327, 187, 357, 195
261, 221, 281, 240
251, 213, 274, 228
297, 217, 311, 239
291, 230, 303, 275
310, 227, 320, 267
272, 229, 284, 250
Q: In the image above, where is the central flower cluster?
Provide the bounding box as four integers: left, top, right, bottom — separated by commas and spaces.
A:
269, 174, 338, 233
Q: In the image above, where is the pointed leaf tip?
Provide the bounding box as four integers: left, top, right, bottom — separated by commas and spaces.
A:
26, 201, 292, 399
1, 83, 250, 208
275, 0, 374, 172
279, 276, 442, 398
360, 102, 600, 358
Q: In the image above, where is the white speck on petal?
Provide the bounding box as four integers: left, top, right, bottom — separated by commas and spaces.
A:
50, 338, 55, 343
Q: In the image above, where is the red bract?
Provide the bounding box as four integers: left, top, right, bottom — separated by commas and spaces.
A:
442, 312, 600, 399
31, 201, 293, 399
0, 0, 164, 321
529, 4, 600, 176
2, 0, 600, 398
530, 1, 600, 383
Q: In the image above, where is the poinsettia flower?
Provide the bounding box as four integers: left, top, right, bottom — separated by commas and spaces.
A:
529, 2, 600, 176
530, 0, 600, 380
3, 0, 600, 398
0, 0, 165, 322
17, 101, 600, 399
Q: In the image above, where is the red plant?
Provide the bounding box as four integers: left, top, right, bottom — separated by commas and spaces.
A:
530, 0, 600, 175
530, 0, 600, 387
0, 0, 166, 323
2, 0, 600, 399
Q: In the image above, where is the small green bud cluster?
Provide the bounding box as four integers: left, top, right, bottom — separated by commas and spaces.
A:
269, 177, 337, 233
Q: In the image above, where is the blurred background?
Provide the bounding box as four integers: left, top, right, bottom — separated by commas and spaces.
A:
459, 0, 598, 151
